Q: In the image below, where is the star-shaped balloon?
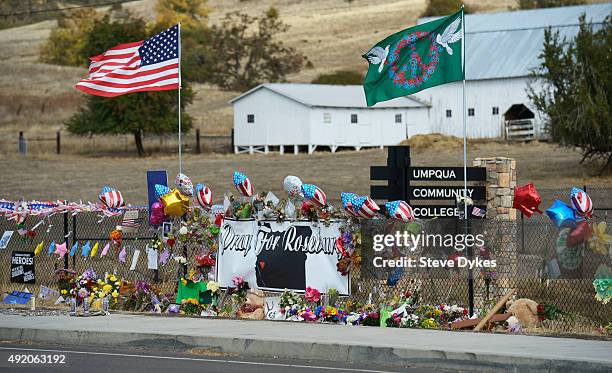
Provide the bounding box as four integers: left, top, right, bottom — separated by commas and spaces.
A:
54, 242, 67, 258
589, 222, 612, 256
160, 188, 189, 216
513, 183, 542, 218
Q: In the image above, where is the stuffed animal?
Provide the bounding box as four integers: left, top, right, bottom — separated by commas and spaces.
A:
236, 289, 265, 320
506, 298, 539, 327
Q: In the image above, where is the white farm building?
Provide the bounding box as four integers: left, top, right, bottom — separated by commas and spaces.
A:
230, 84, 430, 154
230, 3, 611, 153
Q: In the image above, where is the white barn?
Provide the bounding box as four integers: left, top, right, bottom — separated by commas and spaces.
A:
414, 3, 611, 139
229, 83, 430, 154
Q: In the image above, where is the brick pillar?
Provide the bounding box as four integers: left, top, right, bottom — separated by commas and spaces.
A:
472, 157, 518, 309
473, 157, 517, 220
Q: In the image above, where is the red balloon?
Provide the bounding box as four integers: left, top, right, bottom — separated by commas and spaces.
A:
513, 183, 543, 218
567, 221, 592, 246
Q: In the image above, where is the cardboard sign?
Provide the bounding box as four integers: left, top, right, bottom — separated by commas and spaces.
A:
217, 219, 349, 295
10, 251, 35, 284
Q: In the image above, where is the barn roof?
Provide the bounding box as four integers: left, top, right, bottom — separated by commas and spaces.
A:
229, 83, 431, 108
419, 3, 611, 80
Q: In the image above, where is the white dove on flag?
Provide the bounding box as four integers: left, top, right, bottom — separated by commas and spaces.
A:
365, 45, 390, 73
436, 17, 462, 55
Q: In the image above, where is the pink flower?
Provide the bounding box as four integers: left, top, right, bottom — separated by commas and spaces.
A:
232, 275, 244, 287
305, 286, 321, 303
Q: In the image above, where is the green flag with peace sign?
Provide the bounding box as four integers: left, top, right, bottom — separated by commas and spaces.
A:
362, 8, 464, 106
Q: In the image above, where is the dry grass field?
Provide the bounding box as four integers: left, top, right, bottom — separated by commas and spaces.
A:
1, 138, 610, 205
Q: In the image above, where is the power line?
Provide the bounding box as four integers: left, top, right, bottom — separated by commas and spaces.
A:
0, 0, 137, 18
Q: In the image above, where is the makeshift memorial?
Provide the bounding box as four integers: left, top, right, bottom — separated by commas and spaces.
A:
175, 173, 194, 196
233, 171, 253, 197
513, 183, 542, 217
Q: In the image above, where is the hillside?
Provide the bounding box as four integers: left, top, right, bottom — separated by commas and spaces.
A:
0, 0, 518, 149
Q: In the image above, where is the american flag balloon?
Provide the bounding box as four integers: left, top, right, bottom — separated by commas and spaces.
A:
569, 187, 593, 217
196, 183, 212, 208
154, 184, 171, 199
302, 184, 327, 207
98, 186, 124, 209
341, 192, 358, 216
385, 200, 415, 222
352, 196, 380, 219
233, 171, 253, 197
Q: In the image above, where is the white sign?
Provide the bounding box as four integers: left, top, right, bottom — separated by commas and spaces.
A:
216, 219, 349, 295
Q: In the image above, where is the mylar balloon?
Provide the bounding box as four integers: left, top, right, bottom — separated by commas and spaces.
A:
341, 192, 358, 216
161, 189, 190, 216
99, 186, 124, 209
149, 201, 166, 226
175, 173, 194, 196
233, 171, 253, 197
154, 184, 171, 200
567, 221, 592, 247
283, 176, 303, 198
301, 184, 327, 207
352, 196, 380, 219
570, 187, 593, 218
546, 200, 577, 229
195, 183, 212, 208
513, 183, 542, 218
385, 200, 414, 222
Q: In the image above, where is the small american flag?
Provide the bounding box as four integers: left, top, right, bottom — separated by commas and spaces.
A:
471, 206, 486, 218
75, 25, 180, 97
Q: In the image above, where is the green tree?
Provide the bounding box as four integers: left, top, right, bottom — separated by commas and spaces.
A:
66, 13, 193, 156
516, 0, 585, 9
206, 7, 304, 91
528, 14, 612, 172
312, 70, 364, 85
422, 0, 468, 17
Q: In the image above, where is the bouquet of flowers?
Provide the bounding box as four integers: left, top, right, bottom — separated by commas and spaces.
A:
55, 269, 76, 298
536, 303, 570, 321
279, 289, 302, 311
69, 268, 99, 303
181, 298, 203, 316
93, 273, 121, 307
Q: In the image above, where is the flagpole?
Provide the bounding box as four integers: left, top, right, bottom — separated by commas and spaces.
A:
178, 23, 182, 174
461, 6, 467, 219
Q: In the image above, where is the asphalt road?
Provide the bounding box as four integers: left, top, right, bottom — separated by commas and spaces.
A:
0, 342, 459, 373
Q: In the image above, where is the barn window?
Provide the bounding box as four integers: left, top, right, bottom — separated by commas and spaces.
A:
468, 108, 475, 116
492, 106, 499, 115
247, 114, 255, 124
323, 113, 331, 124
446, 110, 452, 118
351, 114, 358, 124
395, 114, 402, 123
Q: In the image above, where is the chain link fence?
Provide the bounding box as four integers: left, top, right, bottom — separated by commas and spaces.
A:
0, 187, 610, 330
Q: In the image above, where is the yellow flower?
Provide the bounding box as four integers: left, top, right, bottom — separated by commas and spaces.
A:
93, 287, 98, 292
60, 289, 67, 295
98, 292, 105, 299
115, 281, 121, 286
589, 222, 612, 256
109, 275, 117, 282
111, 291, 119, 298
103, 284, 113, 293
97, 279, 104, 285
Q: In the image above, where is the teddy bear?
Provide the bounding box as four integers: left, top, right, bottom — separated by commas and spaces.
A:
236, 289, 265, 320
506, 298, 540, 327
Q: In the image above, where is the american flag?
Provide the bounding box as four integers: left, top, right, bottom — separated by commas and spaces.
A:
75, 25, 180, 97
471, 206, 486, 218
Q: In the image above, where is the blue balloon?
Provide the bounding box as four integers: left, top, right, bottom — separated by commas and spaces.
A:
546, 200, 577, 229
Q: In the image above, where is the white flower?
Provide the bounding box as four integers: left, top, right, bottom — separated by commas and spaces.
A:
179, 226, 188, 235
173, 255, 187, 264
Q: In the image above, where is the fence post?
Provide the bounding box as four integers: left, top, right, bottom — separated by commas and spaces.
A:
195, 129, 201, 154
18, 131, 27, 154
56, 131, 61, 154
231, 129, 235, 150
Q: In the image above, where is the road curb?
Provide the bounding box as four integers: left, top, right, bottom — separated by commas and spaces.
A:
1, 326, 611, 372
